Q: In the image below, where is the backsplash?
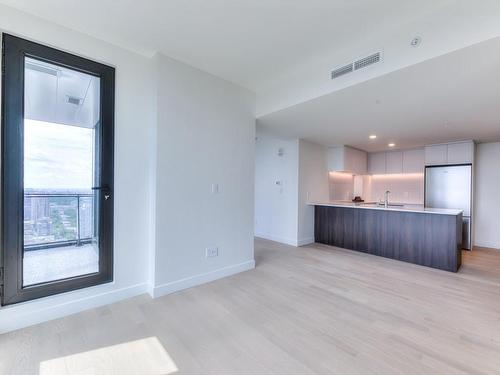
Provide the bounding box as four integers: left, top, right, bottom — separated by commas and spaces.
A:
367, 173, 424, 204
329, 172, 424, 204
329, 172, 354, 201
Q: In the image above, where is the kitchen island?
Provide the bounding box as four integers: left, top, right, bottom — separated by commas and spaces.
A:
311, 202, 463, 272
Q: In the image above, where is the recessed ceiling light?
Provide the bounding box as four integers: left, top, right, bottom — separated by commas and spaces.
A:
388, 143, 396, 147
369, 135, 377, 140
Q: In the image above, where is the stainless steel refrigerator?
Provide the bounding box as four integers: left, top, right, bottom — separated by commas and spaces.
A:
425, 165, 472, 250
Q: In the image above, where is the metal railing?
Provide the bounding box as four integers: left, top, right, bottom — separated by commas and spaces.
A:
24, 192, 95, 251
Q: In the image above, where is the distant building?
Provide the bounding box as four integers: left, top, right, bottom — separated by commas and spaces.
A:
79, 197, 94, 239
24, 195, 50, 222
23, 189, 94, 246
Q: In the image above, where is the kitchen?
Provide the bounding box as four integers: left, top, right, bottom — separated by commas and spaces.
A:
255, 36, 500, 272
312, 141, 473, 272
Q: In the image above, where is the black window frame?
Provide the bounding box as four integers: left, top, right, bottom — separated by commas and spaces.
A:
1, 33, 115, 305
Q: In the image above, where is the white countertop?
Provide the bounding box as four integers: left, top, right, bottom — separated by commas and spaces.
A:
308, 201, 463, 216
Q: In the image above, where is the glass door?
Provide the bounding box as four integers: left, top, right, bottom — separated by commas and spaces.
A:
1, 34, 115, 305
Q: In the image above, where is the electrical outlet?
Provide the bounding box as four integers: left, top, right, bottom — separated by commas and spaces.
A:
211, 183, 219, 194
206, 247, 218, 258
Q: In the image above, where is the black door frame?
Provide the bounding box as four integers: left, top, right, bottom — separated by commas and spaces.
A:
1, 34, 115, 305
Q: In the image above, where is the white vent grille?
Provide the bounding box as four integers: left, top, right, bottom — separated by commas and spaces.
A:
331, 64, 353, 79
354, 52, 381, 71
331, 51, 382, 80
67, 96, 82, 106
25, 61, 59, 76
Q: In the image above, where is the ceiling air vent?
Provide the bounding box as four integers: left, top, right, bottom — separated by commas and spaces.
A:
331, 63, 353, 79
25, 61, 59, 76
354, 52, 381, 71
331, 51, 382, 80
67, 96, 83, 106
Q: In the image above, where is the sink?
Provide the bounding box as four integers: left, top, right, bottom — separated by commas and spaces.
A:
356, 202, 405, 208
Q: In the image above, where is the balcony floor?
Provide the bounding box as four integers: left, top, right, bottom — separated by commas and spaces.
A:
23, 243, 99, 286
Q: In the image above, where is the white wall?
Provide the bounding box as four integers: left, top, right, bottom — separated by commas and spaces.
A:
152, 54, 255, 297
0, 5, 155, 333
474, 142, 500, 249
254, 135, 299, 246
0, 5, 257, 333
254, 137, 329, 246
297, 140, 329, 245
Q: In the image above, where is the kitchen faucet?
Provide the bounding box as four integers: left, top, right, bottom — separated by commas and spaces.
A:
384, 190, 391, 208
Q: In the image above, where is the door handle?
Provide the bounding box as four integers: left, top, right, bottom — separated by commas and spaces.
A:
92, 186, 112, 200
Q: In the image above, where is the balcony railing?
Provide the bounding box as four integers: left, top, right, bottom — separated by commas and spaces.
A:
24, 192, 95, 251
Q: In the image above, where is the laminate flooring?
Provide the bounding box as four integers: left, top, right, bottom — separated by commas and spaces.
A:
1, 239, 500, 375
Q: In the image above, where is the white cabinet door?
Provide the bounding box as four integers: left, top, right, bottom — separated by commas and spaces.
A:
447, 142, 474, 165
386, 151, 403, 174
425, 144, 448, 165
348, 147, 367, 175
403, 149, 424, 173
343, 148, 357, 173
368, 152, 386, 174
327, 147, 345, 171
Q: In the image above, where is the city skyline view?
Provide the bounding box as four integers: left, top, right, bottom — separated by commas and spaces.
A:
23, 118, 96, 248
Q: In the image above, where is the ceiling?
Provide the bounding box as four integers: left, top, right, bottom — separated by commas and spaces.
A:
257, 37, 500, 152
3, 1, 500, 152
25, 57, 100, 128
0, 0, 452, 92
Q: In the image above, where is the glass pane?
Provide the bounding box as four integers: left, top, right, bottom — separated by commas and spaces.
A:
23, 57, 100, 286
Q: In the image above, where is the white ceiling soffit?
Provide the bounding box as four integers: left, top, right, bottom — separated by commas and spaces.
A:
257, 37, 500, 153
256, 1, 500, 116
2, 0, 500, 107
25, 57, 100, 128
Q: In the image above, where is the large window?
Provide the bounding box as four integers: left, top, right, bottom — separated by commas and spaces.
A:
1, 34, 115, 305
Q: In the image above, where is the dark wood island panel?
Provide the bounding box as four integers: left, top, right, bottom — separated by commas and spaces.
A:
314, 205, 463, 272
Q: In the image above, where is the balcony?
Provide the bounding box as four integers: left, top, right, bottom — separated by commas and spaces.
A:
23, 191, 99, 286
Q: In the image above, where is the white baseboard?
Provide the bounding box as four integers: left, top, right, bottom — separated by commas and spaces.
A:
474, 240, 500, 250
254, 232, 298, 247
297, 237, 315, 246
254, 233, 315, 247
152, 260, 255, 299
0, 283, 149, 334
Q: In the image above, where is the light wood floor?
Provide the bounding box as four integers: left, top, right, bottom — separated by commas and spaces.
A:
2, 239, 500, 375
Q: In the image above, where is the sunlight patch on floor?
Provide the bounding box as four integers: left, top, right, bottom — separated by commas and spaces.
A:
39, 337, 178, 375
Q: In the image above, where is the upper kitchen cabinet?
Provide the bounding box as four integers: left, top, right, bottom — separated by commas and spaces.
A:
368, 152, 386, 174
328, 146, 367, 175
386, 151, 403, 174
368, 148, 424, 174
402, 149, 425, 173
425, 144, 448, 165
425, 141, 475, 166
447, 141, 475, 164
